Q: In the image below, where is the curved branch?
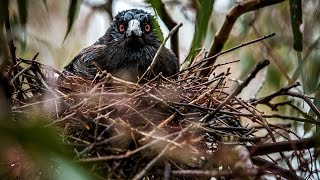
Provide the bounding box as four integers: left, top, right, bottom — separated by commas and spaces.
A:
248, 138, 320, 156
200, 0, 286, 77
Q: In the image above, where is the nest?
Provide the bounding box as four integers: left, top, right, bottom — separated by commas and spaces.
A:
9, 56, 318, 179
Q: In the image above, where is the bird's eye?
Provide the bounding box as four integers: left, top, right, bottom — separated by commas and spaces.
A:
144, 24, 151, 33
119, 24, 125, 32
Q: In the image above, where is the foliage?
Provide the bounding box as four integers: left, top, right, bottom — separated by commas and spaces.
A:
0, 115, 90, 179
184, 0, 214, 65
64, 0, 82, 40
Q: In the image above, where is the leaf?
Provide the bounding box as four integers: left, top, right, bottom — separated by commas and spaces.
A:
288, 103, 319, 125
0, 117, 91, 180
289, 0, 303, 51
313, 91, 320, 133
296, 51, 305, 93
313, 0, 320, 21
54, 157, 90, 180
0, 121, 65, 156
42, 0, 49, 13
146, 0, 161, 12
64, 0, 81, 41
0, 0, 9, 26
185, 0, 215, 66
145, 0, 165, 42
309, 90, 320, 121
17, 0, 27, 26
17, 0, 28, 50
303, 122, 312, 135
290, 50, 320, 94
151, 17, 164, 42
289, 35, 320, 85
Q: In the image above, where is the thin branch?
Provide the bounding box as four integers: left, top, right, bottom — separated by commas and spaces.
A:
252, 157, 304, 180
287, 91, 320, 118
248, 138, 320, 156
180, 33, 274, 74
204, 59, 269, 121
132, 125, 192, 180
251, 82, 300, 105
138, 23, 182, 83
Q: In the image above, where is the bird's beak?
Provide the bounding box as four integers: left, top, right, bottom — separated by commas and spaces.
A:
126, 19, 142, 37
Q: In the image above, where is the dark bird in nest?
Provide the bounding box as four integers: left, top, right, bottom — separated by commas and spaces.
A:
63, 9, 179, 82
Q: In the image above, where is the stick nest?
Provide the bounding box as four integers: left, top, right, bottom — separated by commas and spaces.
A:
10, 57, 316, 179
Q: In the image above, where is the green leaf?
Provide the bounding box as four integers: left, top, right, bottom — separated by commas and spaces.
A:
296, 51, 305, 93
289, 0, 303, 51
42, 0, 49, 13
54, 157, 90, 180
151, 17, 164, 42
289, 35, 320, 85
64, 0, 81, 41
303, 122, 313, 135
145, 0, 165, 42
0, 117, 91, 180
290, 50, 320, 94
0, 0, 9, 26
17, 0, 27, 26
239, 50, 255, 80
309, 90, 320, 121
0, 121, 65, 156
185, 0, 215, 66
289, 103, 318, 124
146, 0, 161, 12
17, 0, 28, 50
314, 91, 320, 133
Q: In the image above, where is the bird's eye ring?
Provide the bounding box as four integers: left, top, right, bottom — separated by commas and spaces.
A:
119, 24, 125, 32
144, 24, 151, 32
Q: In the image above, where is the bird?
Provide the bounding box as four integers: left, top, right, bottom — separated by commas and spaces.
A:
63, 9, 179, 82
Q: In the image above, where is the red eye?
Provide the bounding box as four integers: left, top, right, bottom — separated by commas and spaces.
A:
144, 24, 151, 32
119, 24, 125, 32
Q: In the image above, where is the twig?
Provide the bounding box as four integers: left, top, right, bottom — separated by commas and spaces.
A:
18, 57, 65, 77
10, 64, 32, 84
252, 25, 291, 81
204, 59, 269, 121
163, 162, 171, 180
171, 169, 258, 178
137, 23, 182, 83
77, 131, 181, 162
237, 97, 297, 175
252, 157, 304, 180
287, 91, 320, 118
251, 82, 300, 105
132, 125, 192, 180
248, 138, 320, 156
180, 33, 274, 74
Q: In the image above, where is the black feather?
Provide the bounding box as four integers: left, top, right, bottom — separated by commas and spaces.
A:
63, 9, 179, 82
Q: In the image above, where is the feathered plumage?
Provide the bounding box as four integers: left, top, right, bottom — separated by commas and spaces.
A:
63, 9, 179, 82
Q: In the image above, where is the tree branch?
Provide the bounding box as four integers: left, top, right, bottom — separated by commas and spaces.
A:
248, 138, 320, 156
199, 0, 286, 77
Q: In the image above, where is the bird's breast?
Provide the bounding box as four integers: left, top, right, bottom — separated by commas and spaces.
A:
106, 46, 157, 81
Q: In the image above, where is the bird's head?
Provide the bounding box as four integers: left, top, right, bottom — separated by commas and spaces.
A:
106, 9, 159, 48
